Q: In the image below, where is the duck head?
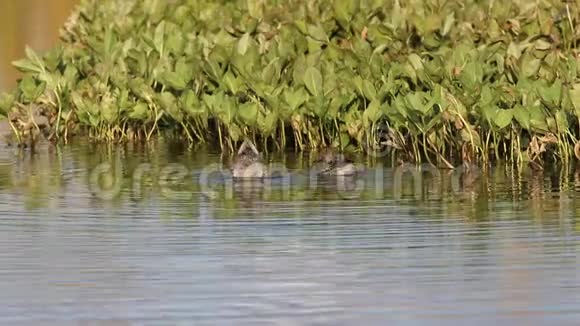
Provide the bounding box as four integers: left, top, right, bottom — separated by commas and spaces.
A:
236, 139, 263, 162
315, 148, 359, 176
231, 139, 267, 178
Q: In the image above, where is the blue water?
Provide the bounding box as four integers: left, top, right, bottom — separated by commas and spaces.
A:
0, 142, 578, 325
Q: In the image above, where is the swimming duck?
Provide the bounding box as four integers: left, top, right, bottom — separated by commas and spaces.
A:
231, 139, 268, 178
316, 148, 359, 176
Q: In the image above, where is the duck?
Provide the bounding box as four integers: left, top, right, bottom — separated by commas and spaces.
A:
231, 139, 268, 178
316, 148, 360, 176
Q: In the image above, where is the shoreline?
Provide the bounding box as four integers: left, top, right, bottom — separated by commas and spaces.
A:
1, 0, 579, 169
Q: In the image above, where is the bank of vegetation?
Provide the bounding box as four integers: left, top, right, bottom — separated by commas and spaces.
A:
1, 0, 580, 168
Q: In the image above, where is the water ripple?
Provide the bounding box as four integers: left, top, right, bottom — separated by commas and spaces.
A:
0, 143, 579, 324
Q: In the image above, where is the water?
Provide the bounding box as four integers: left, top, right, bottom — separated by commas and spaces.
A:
0, 141, 579, 325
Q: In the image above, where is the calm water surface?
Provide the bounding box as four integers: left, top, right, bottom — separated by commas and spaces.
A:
0, 141, 579, 325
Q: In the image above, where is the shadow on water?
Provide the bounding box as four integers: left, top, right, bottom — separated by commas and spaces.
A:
0, 140, 579, 224
0, 140, 579, 324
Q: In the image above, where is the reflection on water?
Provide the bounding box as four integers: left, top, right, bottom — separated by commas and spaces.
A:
0, 0, 78, 91
0, 141, 579, 324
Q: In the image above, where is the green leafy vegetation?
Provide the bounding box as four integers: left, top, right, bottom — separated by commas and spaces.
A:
1, 0, 580, 168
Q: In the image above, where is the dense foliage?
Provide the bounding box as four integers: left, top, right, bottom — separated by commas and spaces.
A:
1, 0, 580, 167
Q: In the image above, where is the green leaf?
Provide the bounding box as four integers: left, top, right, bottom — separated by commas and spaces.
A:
363, 100, 382, 124
157, 92, 177, 109
103, 28, 118, 61
262, 58, 281, 85
284, 87, 308, 111
294, 20, 308, 34
172, 5, 190, 25
12, 46, 45, 74
181, 91, 206, 117
353, 75, 364, 97
407, 53, 423, 71
19, 75, 45, 102
44, 46, 62, 72
237, 102, 259, 126
24, 46, 44, 70
63, 65, 79, 88
129, 102, 149, 120
460, 61, 482, 91
333, 0, 357, 29
88, 112, 101, 127
166, 31, 185, 55
0, 93, 15, 115
203, 58, 225, 83
175, 57, 192, 82
259, 111, 277, 134
292, 56, 307, 85
441, 12, 455, 36
222, 71, 244, 94
12, 58, 41, 74
555, 110, 568, 134
70, 91, 87, 112
479, 86, 494, 106
307, 95, 327, 117
154, 21, 166, 55
159, 71, 187, 90
247, 0, 263, 19
570, 83, 580, 117
520, 54, 541, 78
528, 105, 548, 132
405, 92, 431, 115
538, 80, 562, 108
237, 33, 251, 55
303, 67, 323, 97
534, 39, 552, 51
480, 104, 497, 124
362, 79, 377, 100
307, 24, 328, 42
494, 109, 513, 129
513, 105, 531, 130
